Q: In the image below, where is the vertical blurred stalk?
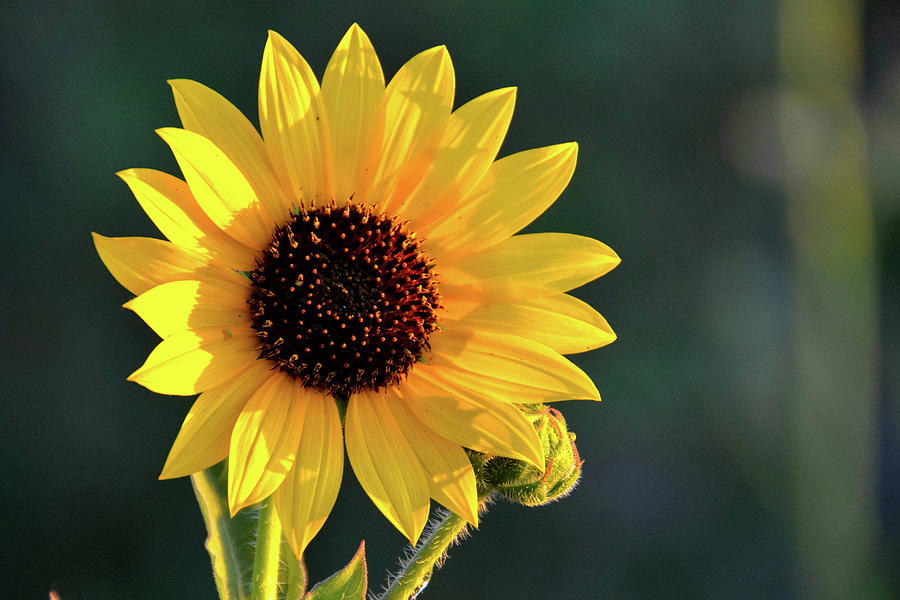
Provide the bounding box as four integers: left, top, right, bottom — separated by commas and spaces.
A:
779, 1, 884, 597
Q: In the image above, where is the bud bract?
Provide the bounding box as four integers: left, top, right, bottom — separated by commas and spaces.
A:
471, 405, 583, 506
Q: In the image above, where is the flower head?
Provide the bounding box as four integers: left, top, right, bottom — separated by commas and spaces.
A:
93, 24, 619, 557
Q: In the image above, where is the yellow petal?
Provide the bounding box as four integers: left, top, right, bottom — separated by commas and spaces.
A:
384, 389, 478, 526
425, 143, 578, 260
274, 394, 344, 558
401, 373, 543, 468
440, 232, 620, 303
228, 372, 306, 514
445, 294, 616, 354
92, 233, 207, 296
321, 24, 385, 205
127, 326, 258, 395
169, 79, 291, 224
157, 127, 273, 250
345, 390, 430, 544
426, 328, 600, 403
116, 168, 252, 268
365, 46, 454, 211
259, 30, 332, 205
399, 87, 517, 232
124, 278, 251, 338
160, 361, 275, 479
118, 168, 204, 250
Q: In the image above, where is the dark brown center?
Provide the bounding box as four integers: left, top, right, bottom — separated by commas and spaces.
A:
248, 202, 441, 397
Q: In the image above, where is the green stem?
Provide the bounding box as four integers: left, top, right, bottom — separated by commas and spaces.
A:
251, 500, 283, 600
192, 463, 308, 600
282, 553, 307, 600
380, 501, 487, 600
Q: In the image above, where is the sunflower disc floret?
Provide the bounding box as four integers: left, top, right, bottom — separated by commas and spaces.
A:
249, 202, 441, 396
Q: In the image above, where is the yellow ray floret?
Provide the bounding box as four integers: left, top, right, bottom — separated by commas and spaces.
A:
94, 23, 618, 557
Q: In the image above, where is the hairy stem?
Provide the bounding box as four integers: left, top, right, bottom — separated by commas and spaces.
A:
251, 500, 283, 600
380, 499, 490, 600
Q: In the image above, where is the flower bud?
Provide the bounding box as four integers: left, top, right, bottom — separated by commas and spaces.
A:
472, 405, 583, 506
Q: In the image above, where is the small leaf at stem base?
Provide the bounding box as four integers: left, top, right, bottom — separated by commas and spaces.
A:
304, 541, 367, 600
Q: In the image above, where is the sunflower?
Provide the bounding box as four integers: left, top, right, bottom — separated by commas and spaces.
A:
93, 24, 619, 558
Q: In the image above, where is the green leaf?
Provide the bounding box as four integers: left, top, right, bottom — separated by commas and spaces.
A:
304, 542, 367, 600
191, 462, 258, 600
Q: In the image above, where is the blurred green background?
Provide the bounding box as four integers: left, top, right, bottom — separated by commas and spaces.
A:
2, 1, 899, 598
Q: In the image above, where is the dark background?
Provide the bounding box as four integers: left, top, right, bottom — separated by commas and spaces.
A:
2, 1, 899, 598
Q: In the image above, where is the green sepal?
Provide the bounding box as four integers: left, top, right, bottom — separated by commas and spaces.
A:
464, 448, 494, 498
332, 394, 348, 427
304, 542, 367, 600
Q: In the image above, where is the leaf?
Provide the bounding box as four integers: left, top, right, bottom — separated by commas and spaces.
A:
303, 541, 367, 600
192, 462, 259, 600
